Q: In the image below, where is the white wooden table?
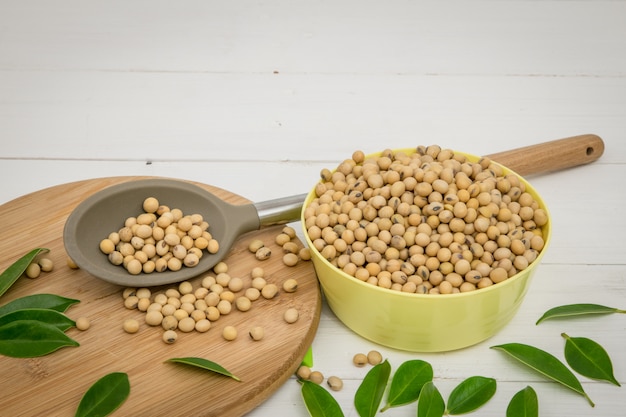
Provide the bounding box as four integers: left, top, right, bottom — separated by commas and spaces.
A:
1, 1, 625, 416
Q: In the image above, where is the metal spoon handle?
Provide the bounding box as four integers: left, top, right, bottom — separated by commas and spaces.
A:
252, 134, 605, 225
254, 193, 308, 226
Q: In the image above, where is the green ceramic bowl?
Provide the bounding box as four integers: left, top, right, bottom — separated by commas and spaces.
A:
301, 149, 551, 352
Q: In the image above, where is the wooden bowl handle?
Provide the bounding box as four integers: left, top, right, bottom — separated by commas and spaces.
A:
485, 133, 605, 176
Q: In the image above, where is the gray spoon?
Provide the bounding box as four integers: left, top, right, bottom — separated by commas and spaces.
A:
63, 134, 604, 287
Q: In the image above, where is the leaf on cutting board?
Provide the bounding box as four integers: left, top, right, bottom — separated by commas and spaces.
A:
0, 319, 79, 358
0, 293, 80, 317
561, 333, 621, 386
75, 372, 130, 417
491, 343, 594, 407
506, 386, 538, 417
417, 381, 445, 417
166, 357, 241, 381
0, 248, 49, 297
300, 379, 345, 417
0, 308, 75, 331
381, 359, 433, 411
536, 303, 626, 324
354, 359, 391, 417
445, 375, 497, 415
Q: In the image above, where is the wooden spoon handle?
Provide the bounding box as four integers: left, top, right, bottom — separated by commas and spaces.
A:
485, 133, 605, 176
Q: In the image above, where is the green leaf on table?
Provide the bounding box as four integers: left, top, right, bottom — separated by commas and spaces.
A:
301, 379, 345, 417
562, 333, 621, 386
0, 308, 75, 331
506, 386, 538, 417
0, 319, 79, 357
491, 343, 594, 407
354, 359, 391, 417
417, 381, 445, 417
536, 303, 626, 324
445, 375, 496, 415
0, 293, 80, 317
0, 248, 48, 297
381, 359, 433, 411
166, 357, 241, 381
75, 372, 130, 417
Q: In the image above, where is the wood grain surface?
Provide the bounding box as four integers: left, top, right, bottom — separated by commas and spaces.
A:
0, 177, 321, 417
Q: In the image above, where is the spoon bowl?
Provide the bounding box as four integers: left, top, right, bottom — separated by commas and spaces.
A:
63, 178, 303, 287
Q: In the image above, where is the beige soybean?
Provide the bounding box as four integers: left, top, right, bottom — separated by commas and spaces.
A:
222, 325, 238, 341
309, 371, 324, 384
25, 262, 41, 279
282, 253, 299, 267
296, 365, 312, 380
249, 326, 265, 341
255, 246, 272, 261
367, 350, 383, 365
261, 284, 279, 299
327, 376, 344, 391
123, 319, 140, 334
248, 239, 265, 253
283, 308, 299, 324
282, 278, 298, 293
145, 310, 164, 326
162, 330, 178, 344
76, 317, 91, 331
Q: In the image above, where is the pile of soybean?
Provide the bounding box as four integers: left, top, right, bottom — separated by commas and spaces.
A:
99, 197, 220, 275
303, 145, 548, 295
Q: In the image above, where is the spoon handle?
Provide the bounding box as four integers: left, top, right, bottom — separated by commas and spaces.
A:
486, 133, 604, 176
253, 134, 605, 225
254, 193, 308, 226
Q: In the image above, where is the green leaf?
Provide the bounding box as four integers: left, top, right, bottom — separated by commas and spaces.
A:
445, 376, 496, 415
0, 319, 79, 357
301, 346, 314, 368
491, 343, 594, 407
75, 372, 130, 417
562, 333, 621, 386
166, 357, 241, 381
354, 359, 391, 417
506, 386, 538, 417
0, 308, 75, 331
0, 293, 80, 317
0, 248, 48, 297
381, 359, 433, 411
301, 380, 345, 417
417, 381, 445, 417
536, 303, 626, 324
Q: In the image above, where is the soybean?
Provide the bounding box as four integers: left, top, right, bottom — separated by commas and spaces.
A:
353, 353, 368, 367
283, 308, 299, 324
76, 317, 91, 331
249, 326, 265, 341
222, 325, 237, 341
327, 376, 344, 391
123, 319, 140, 334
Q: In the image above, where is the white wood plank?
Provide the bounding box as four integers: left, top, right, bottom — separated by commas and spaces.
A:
1, 70, 624, 161
1, 1, 624, 76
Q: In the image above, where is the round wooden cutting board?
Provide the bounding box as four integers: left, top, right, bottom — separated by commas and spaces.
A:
0, 177, 321, 417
